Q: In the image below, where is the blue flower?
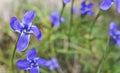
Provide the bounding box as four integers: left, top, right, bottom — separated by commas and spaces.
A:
10, 10, 42, 51
80, 0, 94, 16
109, 22, 120, 47
63, 0, 71, 4
46, 58, 59, 71
100, 0, 120, 13
50, 11, 64, 28
72, 7, 77, 14
16, 48, 47, 73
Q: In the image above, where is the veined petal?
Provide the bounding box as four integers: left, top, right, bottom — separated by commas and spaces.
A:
17, 32, 30, 51
100, 0, 113, 10
22, 10, 35, 25
16, 59, 30, 70
30, 25, 42, 40
115, 0, 120, 13
30, 67, 39, 73
37, 58, 47, 66
10, 17, 22, 33
27, 48, 37, 60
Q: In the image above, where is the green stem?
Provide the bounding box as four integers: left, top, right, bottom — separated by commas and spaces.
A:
89, 10, 101, 35
88, 10, 101, 51
96, 37, 110, 73
11, 34, 20, 72
60, 2, 65, 18
69, 0, 74, 44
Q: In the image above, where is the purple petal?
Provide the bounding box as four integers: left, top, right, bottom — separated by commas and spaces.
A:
22, 10, 35, 25
72, 7, 77, 14
16, 59, 30, 70
30, 25, 42, 40
30, 67, 39, 73
87, 3, 94, 8
37, 58, 47, 66
109, 22, 118, 36
63, 0, 71, 4
17, 32, 30, 51
51, 58, 59, 68
60, 17, 65, 22
115, 0, 120, 13
100, 0, 113, 10
81, 1, 86, 7
27, 48, 37, 60
80, 8, 86, 14
87, 10, 94, 16
10, 17, 22, 33
117, 40, 120, 47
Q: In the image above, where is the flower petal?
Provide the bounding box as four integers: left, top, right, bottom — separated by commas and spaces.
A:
87, 10, 94, 16
30, 67, 39, 73
100, 0, 113, 10
30, 25, 42, 40
27, 48, 37, 60
81, 1, 86, 7
16, 59, 30, 70
117, 40, 120, 47
115, 0, 120, 13
37, 58, 47, 66
87, 3, 94, 8
10, 17, 22, 33
109, 22, 118, 36
22, 10, 35, 25
63, 0, 71, 4
17, 32, 30, 51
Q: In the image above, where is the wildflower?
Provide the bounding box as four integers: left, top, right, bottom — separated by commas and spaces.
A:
50, 11, 64, 28
72, 7, 77, 14
16, 48, 47, 73
63, 0, 71, 4
80, 0, 94, 16
109, 22, 120, 47
100, 0, 120, 13
10, 10, 42, 51
46, 58, 59, 71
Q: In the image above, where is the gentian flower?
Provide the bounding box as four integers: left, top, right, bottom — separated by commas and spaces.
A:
16, 48, 47, 73
100, 0, 120, 13
46, 58, 59, 71
10, 10, 42, 51
63, 0, 71, 4
109, 22, 120, 47
50, 11, 64, 28
80, 0, 94, 16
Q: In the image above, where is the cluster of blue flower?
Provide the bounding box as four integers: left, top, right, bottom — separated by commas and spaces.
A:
9, 0, 120, 73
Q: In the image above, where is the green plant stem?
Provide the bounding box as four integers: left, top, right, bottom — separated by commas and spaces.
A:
69, 0, 74, 45
60, 3, 65, 18
96, 37, 110, 73
11, 34, 20, 72
88, 10, 101, 51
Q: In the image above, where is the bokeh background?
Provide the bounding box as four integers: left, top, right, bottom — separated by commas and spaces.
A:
0, 0, 120, 73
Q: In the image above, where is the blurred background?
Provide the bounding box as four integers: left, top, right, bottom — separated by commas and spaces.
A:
0, 0, 120, 73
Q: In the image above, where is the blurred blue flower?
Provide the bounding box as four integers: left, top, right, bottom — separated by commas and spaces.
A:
46, 58, 59, 71
100, 0, 120, 13
63, 0, 71, 4
50, 11, 64, 28
72, 7, 77, 14
16, 48, 47, 73
80, 0, 94, 16
109, 22, 120, 47
10, 10, 42, 51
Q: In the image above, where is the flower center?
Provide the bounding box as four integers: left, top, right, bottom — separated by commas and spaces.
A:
22, 24, 31, 33
30, 60, 38, 67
